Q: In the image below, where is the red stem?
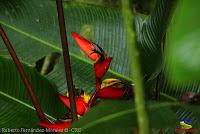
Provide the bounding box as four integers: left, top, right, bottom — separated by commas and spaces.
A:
88, 79, 101, 107
88, 90, 98, 107
56, 0, 78, 121
0, 24, 49, 123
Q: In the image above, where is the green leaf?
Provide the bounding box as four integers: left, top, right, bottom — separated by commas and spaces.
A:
1, 0, 198, 132
178, 105, 200, 128
161, 75, 200, 99
0, 0, 132, 94
154, 107, 199, 134
166, 0, 200, 82
143, 1, 200, 130
0, 57, 66, 128
159, 75, 200, 131
155, 0, 200, 130
69, 100, 179, 134
0, 0, 176, 94
138, 0, 177, 79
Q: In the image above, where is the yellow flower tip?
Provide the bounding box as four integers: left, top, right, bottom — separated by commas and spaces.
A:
65, 92, 69, 97
77, 114, 82, 119
65, 90, 90, 103
101, 78, 121, 88
81, 92, 91, 103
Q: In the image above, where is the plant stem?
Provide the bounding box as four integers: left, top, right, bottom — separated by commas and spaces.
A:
155, 73, 161, 100
56, 0, 78, 121
88, 79, 101, 107
160, 129, 165, 134
0, 24, 49, 123
88, 90, 98, 107
121, 0, 149, 134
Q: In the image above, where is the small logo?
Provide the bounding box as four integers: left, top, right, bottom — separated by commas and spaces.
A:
179, 121, 192, 129
174, 118, 198, 133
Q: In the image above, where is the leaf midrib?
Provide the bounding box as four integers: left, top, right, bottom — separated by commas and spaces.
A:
0, 21, 131, 81
0, 21, 177, 102
80, 102, 178, 130
0, 91, 55, 121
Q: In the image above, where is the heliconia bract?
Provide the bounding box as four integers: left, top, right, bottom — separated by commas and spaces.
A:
71, 32, 99, 61
59, 94, 89, 116
94, 57, 112, 79
96, 86, 133, 99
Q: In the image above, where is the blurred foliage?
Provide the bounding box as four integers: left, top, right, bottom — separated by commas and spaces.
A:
64, 0, 156, 14
63, 0, 121, 8
133, 0, 156, 14
166, 0, 200, 83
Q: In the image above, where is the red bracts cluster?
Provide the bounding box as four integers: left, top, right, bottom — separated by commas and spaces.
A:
96, 78, 133, 99
70, 32, 133, 98
59, 94, 89, 116
94, 57, 112, 80
38, 32, 133, 131
38, 93, 90, 131
71, 32, 113, 81
98, 86, 133, 99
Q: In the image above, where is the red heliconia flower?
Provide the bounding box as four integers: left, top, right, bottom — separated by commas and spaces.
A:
59, 94, 89, 116
95, 79, 102, 90
71, 32, 99, 61
94, 57, 112, 79
38, 120, 71, 132
96, 86, 133, 99
71, 32, 113, 80
96, 78, 133, 99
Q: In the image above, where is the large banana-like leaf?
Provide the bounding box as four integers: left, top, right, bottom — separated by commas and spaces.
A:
69, 100, 180, 134
0, 0, 132, 94
138, 0, 177, 79
69, 100, 200, 134
0, 0, 175, 93
0, 57, 66, 128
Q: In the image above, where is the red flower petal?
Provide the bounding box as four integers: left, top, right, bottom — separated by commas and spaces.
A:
59, 94, 70, 108
96, 86, 133, 99
71, 32, 99, 61
95, 79, 102, 90
38, 121, 71, 132
94, 57, 112, 79
59, 95, 88, 115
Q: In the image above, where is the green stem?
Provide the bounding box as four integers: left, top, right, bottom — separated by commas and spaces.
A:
121, 0, 149, 134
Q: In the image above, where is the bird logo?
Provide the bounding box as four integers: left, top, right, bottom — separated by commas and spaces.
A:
180, 121, 192, 129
